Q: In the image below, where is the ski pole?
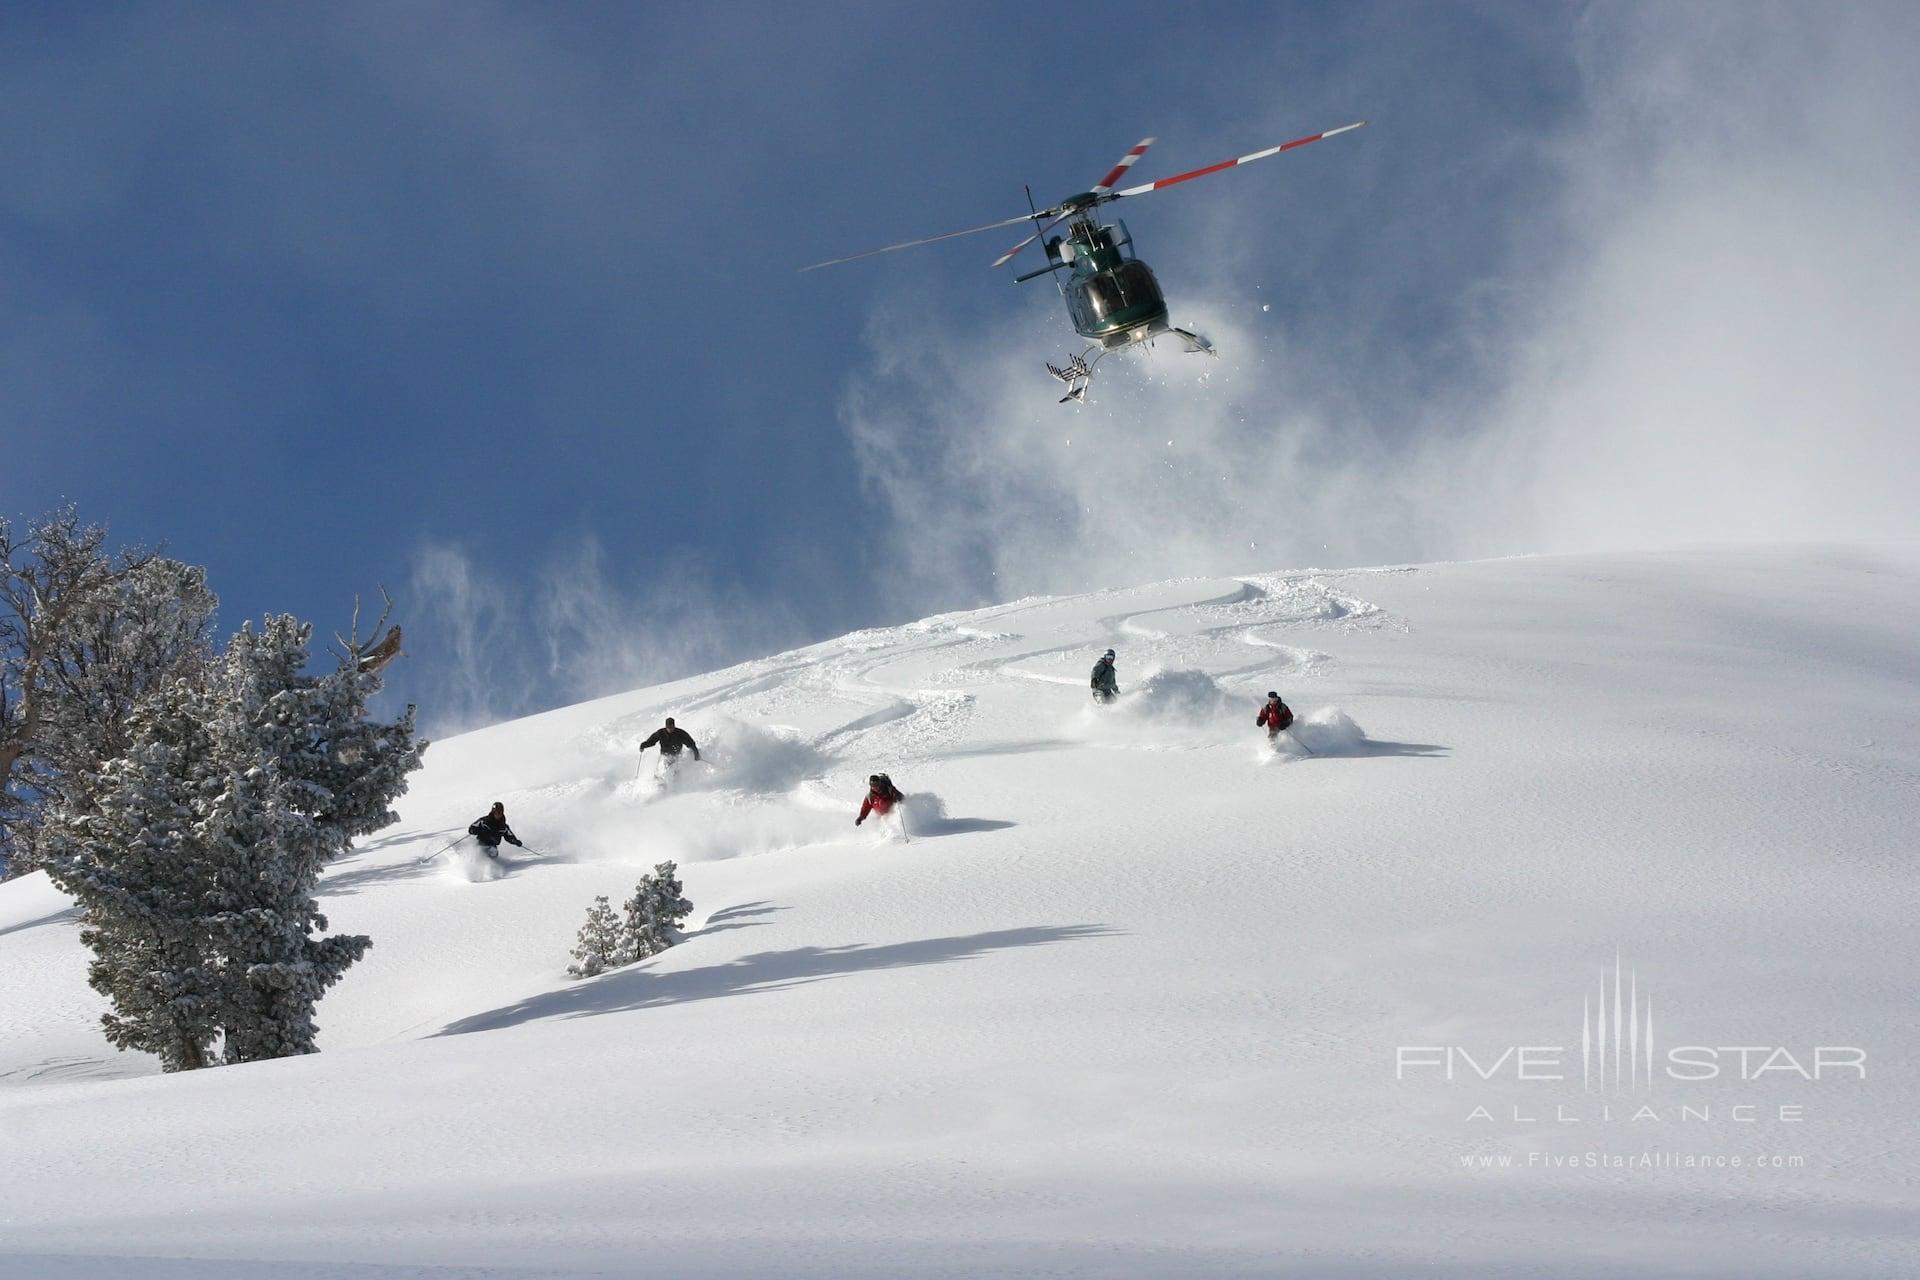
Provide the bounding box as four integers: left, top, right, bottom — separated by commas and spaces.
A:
417, 834, 468, 865
1288, 728, 1316, 757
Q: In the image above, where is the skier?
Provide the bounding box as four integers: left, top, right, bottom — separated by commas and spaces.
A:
466, 801, 524, 860
1256, 691, 1295, 740
855, 773, 906, 832
1090, 648, 1119, 704
638, 717, 701, 777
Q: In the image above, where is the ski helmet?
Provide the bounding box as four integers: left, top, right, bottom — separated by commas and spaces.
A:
1103, 648, 1115, 660
1267, 691, 1279, 700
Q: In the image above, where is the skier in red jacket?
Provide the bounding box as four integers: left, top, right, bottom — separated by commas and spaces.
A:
1256, 691, 1295, 740
856, 773, 905, 826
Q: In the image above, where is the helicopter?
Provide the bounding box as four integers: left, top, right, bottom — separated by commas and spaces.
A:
802, 121, 1367, 402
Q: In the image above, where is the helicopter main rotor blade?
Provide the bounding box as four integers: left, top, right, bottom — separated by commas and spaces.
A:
1091, 137, 1155, 194
799, 211, 1049, 272
991, 211, 1070, 270
1106, 121, 1367, 201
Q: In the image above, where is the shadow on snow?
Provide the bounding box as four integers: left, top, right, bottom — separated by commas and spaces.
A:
912, 815, 1018, 836
1352, 737, 1449, 758
0, 905, 79, 939
694, 901, 788, 935
435, 922, 1117, 1037
322, 840, 568, 896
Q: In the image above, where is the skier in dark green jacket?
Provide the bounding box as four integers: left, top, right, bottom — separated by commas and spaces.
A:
1091, 649, 1119, 704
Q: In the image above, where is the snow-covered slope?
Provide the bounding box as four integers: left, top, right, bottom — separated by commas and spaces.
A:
3, 547, 1916, 1278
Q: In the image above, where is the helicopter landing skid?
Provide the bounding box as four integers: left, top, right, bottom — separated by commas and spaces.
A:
1169, 326, 1216, 356
1045, 349, 1106, 404
1044, 326, 1215, 403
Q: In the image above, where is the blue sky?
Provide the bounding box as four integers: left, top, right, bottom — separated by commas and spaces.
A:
6, 2, 1916, 730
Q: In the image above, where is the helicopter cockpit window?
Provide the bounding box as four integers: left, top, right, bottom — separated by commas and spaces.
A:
1083, 275, 1126, 320
1113, 260, 1158, 302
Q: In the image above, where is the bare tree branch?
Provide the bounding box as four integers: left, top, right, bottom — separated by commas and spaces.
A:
332, 586, 403, 674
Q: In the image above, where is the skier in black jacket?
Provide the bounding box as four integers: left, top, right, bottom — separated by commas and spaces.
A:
467, 802, 523, 860
639, 717, 701, 771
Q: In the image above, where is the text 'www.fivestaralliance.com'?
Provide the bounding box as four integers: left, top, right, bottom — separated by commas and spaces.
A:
1457, 1151, 1808, 1171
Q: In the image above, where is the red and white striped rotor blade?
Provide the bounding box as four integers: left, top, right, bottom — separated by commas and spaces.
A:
991, 212, 1069, 270
1109, 121, 1367, 200
1091, 137, 1155, 194
800, 210, 1042, 272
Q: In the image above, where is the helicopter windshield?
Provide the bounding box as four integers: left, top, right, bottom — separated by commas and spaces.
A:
1075, 260, 1162, 323
1082, 275, 1125, 320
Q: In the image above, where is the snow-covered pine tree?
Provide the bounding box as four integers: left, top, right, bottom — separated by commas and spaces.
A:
43, 673, 227, 1070
201, 613, 424, 1063
622, 860, 692, 960
1, 508, 216, 876
43, 602, 424, 1069
567, 896, 631, 978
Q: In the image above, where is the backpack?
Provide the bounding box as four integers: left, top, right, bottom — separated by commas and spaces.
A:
875, 773, 903, 802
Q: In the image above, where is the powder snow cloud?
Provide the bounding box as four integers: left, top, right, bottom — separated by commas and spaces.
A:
405, 537, 802, 736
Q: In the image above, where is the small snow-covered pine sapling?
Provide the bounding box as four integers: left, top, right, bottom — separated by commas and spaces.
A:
623, 860, 692, 960
567, 895, 628, 979
568, 862, 693, 978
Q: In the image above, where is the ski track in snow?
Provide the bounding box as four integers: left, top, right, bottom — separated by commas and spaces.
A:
2, 547, 1917, 1278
